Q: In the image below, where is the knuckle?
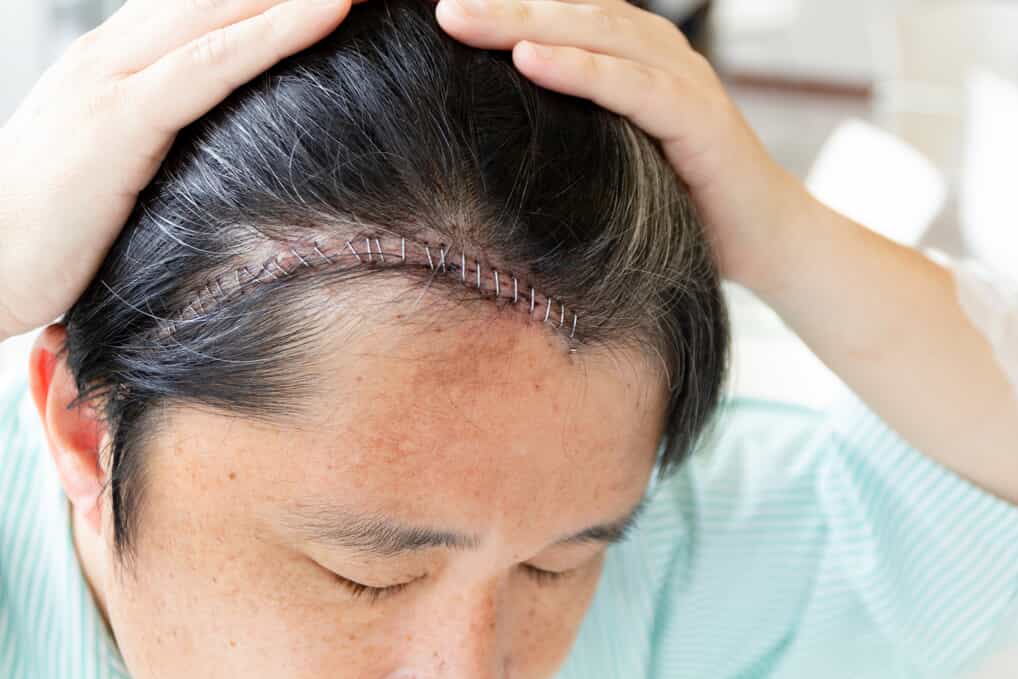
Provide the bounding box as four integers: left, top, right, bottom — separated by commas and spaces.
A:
641, 10, 690, 50
688, 49, 711, 72
629, 63, 668, 114
251, 10, 288, 66
651, 11, 681, 37
186, 0, 230, 13
70, 26, 102, 54
261, 4, 289, 38
651, 11, 675, 32
658, 69, 683, 101
590, 5, 618, 34
82, 78, 130, 118
635, 61, 656, 90
511, 1, 531, 25
63, 27, 104, 72
190, 27, 231, 67
617, 13, 639, 36
682, 50, 717, 88
619, 66, 654, 119
580, 50, 602, 80
636, 64, 662, 106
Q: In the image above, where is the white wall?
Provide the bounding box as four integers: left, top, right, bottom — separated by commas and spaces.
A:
0, 1, 46, 384
712, 0, 876, 86
0, 1, 48, 122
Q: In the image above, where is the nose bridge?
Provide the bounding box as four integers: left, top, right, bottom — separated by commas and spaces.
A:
387, 573, 511, 679
443, 573, 510, 679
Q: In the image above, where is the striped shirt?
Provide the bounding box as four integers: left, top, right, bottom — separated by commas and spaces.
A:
2, 374, 1017, 678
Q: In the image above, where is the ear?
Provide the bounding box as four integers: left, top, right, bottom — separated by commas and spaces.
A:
28, 324, 107, 535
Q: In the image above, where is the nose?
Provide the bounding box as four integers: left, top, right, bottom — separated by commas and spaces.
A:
383, 576, 510, 679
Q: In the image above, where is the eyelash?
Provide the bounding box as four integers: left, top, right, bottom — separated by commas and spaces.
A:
334, 565, 577, 605
522, 564, 573, 586
334, 574, 413, 604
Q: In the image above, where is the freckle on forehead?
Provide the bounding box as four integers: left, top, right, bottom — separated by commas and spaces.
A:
308, 310, 662, 515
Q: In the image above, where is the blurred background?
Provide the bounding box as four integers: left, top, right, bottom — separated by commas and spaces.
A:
2, 0, 1018, 418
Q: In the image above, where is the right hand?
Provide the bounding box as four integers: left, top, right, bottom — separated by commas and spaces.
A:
0, 0, 359, 341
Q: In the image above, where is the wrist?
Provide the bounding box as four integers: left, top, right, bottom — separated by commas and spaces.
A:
747, 195, 880, 327
722, 171, 826, 301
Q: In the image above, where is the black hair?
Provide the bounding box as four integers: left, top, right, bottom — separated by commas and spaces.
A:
59, 0, 729, 566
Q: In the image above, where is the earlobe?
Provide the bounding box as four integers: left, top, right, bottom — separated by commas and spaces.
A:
28, 324, 107, 535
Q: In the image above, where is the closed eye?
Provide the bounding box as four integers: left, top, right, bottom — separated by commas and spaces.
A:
331, 562, 583, 605
333, 573, 417, 604
521, 564, 578, 586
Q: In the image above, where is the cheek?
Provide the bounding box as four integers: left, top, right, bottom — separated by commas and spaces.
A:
511, 555, 607, 677
103, 521, 394, 678
100, 471, 395, 679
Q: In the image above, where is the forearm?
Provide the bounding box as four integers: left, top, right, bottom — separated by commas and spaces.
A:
749, 195, 1018, 505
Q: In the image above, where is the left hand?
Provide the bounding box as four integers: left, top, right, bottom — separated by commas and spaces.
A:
433, 0, 815, 293
435, 0, 1018, 505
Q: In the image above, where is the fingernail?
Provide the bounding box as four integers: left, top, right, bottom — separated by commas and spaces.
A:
527, 42, 553, 60
453, 0, 487, 14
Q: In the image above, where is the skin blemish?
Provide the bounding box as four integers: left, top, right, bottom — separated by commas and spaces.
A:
228, 472, 237, 481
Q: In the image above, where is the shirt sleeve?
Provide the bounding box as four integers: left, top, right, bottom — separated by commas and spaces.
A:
637, 390, 1018, 679
951, 257, 1018, 403
817, 385, 1018, 677
0, 375, 28, 483
927, 248, 1018, 408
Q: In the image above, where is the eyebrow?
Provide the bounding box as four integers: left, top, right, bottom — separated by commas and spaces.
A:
283, 494, 651, 558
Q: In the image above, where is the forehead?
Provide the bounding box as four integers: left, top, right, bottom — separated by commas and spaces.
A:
154, 311, 668, 548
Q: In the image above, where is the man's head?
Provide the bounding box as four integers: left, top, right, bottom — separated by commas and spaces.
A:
28, 0, 728, 676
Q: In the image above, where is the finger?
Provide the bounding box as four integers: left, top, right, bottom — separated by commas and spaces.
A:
521, 0, 630, 8
511, 41, 701, 145
560, 0, 692, 47
435, 0, 686, 74
107, 0, 352, 74
127, 0, 351, 135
